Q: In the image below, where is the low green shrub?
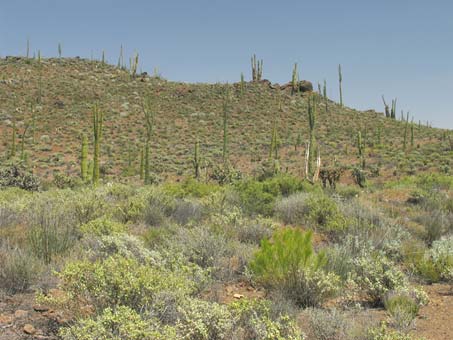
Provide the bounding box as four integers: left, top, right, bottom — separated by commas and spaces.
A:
366, 323, 425, 340
229, 299, 304, 340
56, 255, 195, 313
384, 293, 419, 332
234, 175, 309, 216
163, 178, 221, 198
80, 217, 127, 236
276, 192, 346, 233
250, 228, 339, 307
306, 308, 349, 340
59, 306, 178, 340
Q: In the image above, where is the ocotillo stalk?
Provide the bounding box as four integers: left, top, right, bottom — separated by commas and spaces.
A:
338, 64, 343, 107
92, 104, 104, 185
382, 96, 390, 118
20, 123, 30, 161
81, 134, 88, 181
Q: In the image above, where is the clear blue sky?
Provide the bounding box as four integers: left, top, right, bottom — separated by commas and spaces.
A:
1, 0, 452, 128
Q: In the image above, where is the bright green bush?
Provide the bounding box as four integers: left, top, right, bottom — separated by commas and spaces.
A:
80, 217, 127, 236
250, 228, 339, 306
234, 175, 309, 216
60, 306, 178, 340
163, 178, 222, 198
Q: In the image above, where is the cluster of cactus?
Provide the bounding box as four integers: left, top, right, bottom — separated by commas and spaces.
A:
130, 52, 139, 78
291, 63, 298, 94
143, 96, 155, 184
251, 54, 263, 82
338, 64, 343, 107
92, 104, 104, 185
382, 96, 397, 119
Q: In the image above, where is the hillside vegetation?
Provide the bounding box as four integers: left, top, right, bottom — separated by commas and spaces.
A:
0, 56, 452, 340
1, 57, 451, 183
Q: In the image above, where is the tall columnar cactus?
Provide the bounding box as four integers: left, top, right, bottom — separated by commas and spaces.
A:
130, 52, 139, 78
251, 54, 263, 82
357, 131, 365, 168
291, 63, 298, 94
403, 112, 410, 151
143, 97, 155, 185
391, 98, 397, 119
101, 50, 106, 64
26, 38, 30, 58
139, 146, 145, 180
338, 64, 343, 107
240, 72, 245, 96
306, 95, 317, 178
58, 43, 62, 58
269, 122, 279, 160
80, 134, 88, 181
92, 104, 104, 185
410, 123, 414, 147
222, 88, 230, 164
193, 138, 201, 179
118, 45, 124, 69
323, 79, 328, 112
10, 121, 16, 158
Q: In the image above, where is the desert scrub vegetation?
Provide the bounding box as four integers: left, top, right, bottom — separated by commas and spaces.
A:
0, 172, 435, 339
